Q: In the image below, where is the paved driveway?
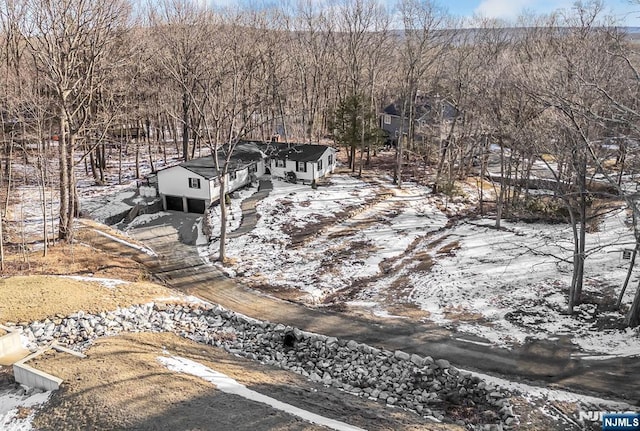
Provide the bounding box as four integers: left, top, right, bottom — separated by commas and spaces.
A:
121, 216, 639, 406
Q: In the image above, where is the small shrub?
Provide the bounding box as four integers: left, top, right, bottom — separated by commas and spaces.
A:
436, 181, 464, 197
522, 196, 568, 220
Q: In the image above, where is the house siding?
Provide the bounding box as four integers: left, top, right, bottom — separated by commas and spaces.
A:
208, 167, 253, 202
270, 148, 336, 183
315, 149, 336, 179
254, 160, 266, 177
157, 166, 211, 202
158, 163, 259, 212
270, 159, 295, 180
381, 114, 409, 141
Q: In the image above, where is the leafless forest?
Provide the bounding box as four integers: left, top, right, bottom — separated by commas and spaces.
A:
1, 0, 640, 324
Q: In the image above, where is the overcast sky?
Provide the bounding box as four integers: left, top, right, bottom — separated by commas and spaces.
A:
446, 0, 640, 26
195, 0, 640, 27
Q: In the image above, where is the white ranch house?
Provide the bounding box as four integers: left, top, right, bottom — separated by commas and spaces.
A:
269, 143, 336, 183
156, 141, 336, 213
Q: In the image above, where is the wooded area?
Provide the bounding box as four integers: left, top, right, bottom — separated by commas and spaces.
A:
1, 0, 640, 325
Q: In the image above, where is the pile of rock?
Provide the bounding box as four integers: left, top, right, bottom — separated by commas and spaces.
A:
11, 301, 514, 430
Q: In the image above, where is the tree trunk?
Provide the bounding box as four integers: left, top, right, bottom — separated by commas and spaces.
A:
573, 160, 588, 306
350, 145, 356, 172
567, 205, 579, 314
67, 135, 79, 239
145, 117, 155, 172
617, 247, 637, 308
83, 142, 89, 176
495, 142, 506, 230
218, 173, 227, 263
38, 139, 49, 256
627, 278, 640, 327
4, 139, 13, 215
395, 96, 409, 189
58, 117, 70, 241
135, 120, 141, 179
182, 91, 190, 161
118, 139, 123, 185
0, 196, 3, 271
99, 143, 105, 184
89, 147, 98, 183
358, 112, 365, 177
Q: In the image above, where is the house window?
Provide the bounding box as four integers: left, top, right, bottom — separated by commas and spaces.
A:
249, 163, 257, 173
229, 171, 237, 180
275, 159, 285, 168
296, 161, 307, 173
188, 178, 201, 189
318, 159, 323, 170
384, 114, 391, 125
328, 154, 333, 165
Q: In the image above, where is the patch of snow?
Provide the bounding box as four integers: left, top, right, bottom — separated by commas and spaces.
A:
153, 296, 185, 303
158, 356, 365, 431
206, 184, 259, 240
91, 229, 157, 257
195, 218, 212, 261
0, 388, 52, 431
205, 172, 640, 356
4, 186, 58, 243
345, 301, 407, 319
126, 212, 171, 229
571, 328, 640, 358
465, 368, 633, 410
182, 295, 213, 306
60, 275, 129, 289
82, 189, 135, 223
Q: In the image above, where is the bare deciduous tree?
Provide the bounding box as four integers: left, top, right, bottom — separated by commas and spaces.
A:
22, 0, 132, 241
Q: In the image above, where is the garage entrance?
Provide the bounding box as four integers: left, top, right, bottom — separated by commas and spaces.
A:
165, 195, 184, 212
186, 198, 206, 214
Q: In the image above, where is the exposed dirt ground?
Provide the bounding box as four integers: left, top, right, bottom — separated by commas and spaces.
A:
2, 241, 147, 281
0, 275, 174, 324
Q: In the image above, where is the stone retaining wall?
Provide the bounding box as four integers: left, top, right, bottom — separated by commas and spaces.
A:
9, 302, 514, 430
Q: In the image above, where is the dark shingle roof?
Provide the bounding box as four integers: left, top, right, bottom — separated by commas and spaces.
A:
180, 156, 221, 179
382, 97, 459, 122
273, 144, 333, 162
171, 141, 333, 178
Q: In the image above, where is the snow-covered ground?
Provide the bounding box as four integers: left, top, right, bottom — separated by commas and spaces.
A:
211, 176, 448, 302
395, 210, 639, 354
0, 387, 51, 431
209, 173, 640, 357
206, 183, 259, 239
59, 275, 130, 289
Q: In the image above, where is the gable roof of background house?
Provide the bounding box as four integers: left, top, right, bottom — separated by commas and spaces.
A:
382, 96, 459, 122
